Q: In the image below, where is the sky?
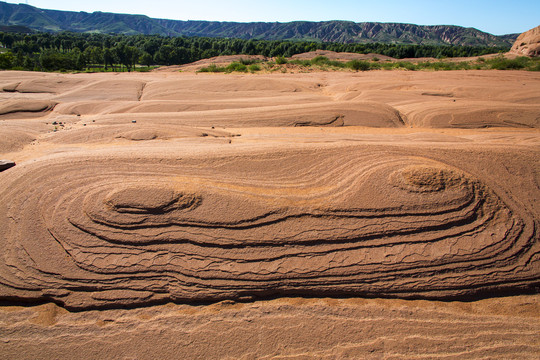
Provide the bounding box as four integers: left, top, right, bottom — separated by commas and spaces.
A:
3, 0, 539, 35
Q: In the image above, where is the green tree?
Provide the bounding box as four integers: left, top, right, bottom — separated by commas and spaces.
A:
0, 51, 15, 69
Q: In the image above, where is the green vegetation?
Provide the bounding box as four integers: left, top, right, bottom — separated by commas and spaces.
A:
198, 55, 540, 74
0, 2, 516, 47
248, 64, 261, 72
0, 30, 514, 72
198, 61, 257, 73
275, 56, 288, 65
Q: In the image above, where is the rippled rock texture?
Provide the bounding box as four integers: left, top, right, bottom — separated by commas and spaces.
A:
0, 147, 538, 309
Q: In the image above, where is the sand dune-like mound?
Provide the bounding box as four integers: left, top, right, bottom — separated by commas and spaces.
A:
54, 80, 146, 102
141, 77, 317, 100
43, 124, 233, 144
291, 50, 395, 61
0, 146, 537, 309
86, 101, 405, 128
510, 25, 540, 57
53, 100, 134, 116
157, 55, 268, 72
0, 99, 57, 119
401, 102, 540, 128
3, 78, 89, 94
0, 128, 36, 153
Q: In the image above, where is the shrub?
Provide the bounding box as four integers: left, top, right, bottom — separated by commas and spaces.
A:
289, 59, 311, 67
248, 64, 261, 72
347, 60, 371, 71
311, 56, 329, 65
225, 62, 248, 72
529, 62, 540, 71
396, 61, 417, 71
488, 57, 528, 70
197, 64, 226, 72
275, 56, 288, 65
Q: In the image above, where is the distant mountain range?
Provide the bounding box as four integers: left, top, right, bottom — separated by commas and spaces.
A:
0, 1, 518, 47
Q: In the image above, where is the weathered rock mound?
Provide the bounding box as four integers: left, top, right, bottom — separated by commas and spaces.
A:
0, 148, 537, 309
510, 25, 540, 57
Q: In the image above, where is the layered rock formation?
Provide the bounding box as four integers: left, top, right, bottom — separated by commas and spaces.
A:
0, 145, 538, 309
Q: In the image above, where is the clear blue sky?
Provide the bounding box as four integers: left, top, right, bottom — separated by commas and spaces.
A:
4, 0, 539, 35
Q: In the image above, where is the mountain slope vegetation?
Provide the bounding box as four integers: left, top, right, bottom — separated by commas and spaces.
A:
0, 1, 517, 46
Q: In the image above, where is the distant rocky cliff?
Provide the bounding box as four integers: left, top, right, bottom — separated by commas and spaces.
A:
0, 1, 517, 46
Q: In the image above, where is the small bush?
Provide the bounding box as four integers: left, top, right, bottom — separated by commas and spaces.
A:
275, 56, 288, 65
197, 64, 226, 73
289, 59, 311, 67
529, 62, 540, 72
347, 60, 371, 71
248, 64, 261, 72
488, 57, 528, 70
225, 62, 248, 72
311, 56, 329, 65
396, 61, 417, 71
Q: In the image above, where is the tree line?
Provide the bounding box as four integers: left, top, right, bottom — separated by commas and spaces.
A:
0, 31, 510, 72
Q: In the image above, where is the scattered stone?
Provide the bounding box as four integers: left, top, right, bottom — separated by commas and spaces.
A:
0, 160, 16, 172
132, 120, 137, 123
52, 121, 58, 125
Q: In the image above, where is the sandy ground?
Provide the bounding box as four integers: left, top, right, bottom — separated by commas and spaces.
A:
0, 68, 539, 358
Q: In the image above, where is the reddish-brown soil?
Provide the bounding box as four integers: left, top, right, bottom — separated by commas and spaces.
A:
0, 68, 538, 358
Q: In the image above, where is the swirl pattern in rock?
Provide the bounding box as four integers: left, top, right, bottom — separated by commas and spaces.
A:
0, 148, 538, 309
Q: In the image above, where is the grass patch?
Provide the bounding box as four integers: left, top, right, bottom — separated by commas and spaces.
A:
197, 63, 226, 73
289, 59, 312, 67
310, 56, 345, 68
275, 56, 288, 65
486, 57, 529, 70
225, 62, 248, 72
198, 61, 262, 73
248, 64, 261, 72
347, 60, 371, 71
197, 56, 540, 74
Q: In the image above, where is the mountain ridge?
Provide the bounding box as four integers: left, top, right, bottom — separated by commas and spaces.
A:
0, 1, 517, 46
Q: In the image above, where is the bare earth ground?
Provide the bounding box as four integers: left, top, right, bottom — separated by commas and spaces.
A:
0, 68, 539, 359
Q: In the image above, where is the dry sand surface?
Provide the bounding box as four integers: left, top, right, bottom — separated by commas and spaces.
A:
0, 68, 539, 359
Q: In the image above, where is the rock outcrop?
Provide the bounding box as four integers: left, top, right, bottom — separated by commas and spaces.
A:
510, 25, 540, 57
